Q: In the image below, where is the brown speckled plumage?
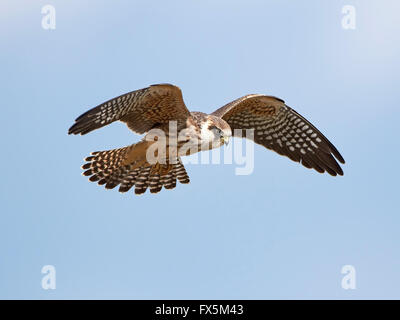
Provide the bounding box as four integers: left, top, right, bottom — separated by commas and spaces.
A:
69, 84, 345, 195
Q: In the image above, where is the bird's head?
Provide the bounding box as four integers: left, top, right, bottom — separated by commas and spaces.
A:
200, 115, 232, 150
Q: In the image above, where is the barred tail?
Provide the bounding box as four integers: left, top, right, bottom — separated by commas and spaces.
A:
81, 143, 190, 195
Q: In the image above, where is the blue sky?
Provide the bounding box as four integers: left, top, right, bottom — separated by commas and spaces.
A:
1, 0, 399, 299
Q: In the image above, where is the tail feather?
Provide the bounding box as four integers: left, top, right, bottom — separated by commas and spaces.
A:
174, 160, 190, 184
105, 165, 132, 189
81, 143, 190, 195
161, 170, 177, 190
134, 167, 151, 195
148, 171, 162, 194
82, 146, 132, 179
118, 168, 141, 193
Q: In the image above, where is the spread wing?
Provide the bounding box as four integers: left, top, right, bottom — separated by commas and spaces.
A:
212, 94, 345, 176
68, 83, 190, 135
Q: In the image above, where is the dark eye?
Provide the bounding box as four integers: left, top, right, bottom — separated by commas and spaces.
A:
209, 125, 222, 136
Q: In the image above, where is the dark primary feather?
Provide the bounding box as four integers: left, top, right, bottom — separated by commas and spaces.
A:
68, 83, 190, 135
213, 94, 345, 176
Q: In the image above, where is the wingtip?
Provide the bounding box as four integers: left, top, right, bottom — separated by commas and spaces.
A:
334, 151, 345, 165
68, 123, 79, 135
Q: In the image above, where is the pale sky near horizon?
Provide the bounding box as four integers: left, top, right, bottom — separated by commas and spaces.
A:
1, 0, 400, 299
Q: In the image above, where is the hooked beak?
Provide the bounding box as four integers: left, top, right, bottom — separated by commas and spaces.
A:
221, 136, 230, 146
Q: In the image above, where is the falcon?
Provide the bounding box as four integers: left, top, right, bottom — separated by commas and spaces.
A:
68, 83, 345, 195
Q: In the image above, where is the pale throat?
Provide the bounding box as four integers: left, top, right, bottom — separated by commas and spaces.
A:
200, 120, 215, 142
198, 119, 223, 150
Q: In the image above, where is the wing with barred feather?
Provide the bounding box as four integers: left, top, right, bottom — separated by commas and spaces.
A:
212, 94, 345, 176
68, 84, 190, 135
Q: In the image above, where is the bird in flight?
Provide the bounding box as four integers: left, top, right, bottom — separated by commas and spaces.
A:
68, 83, 345, 195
